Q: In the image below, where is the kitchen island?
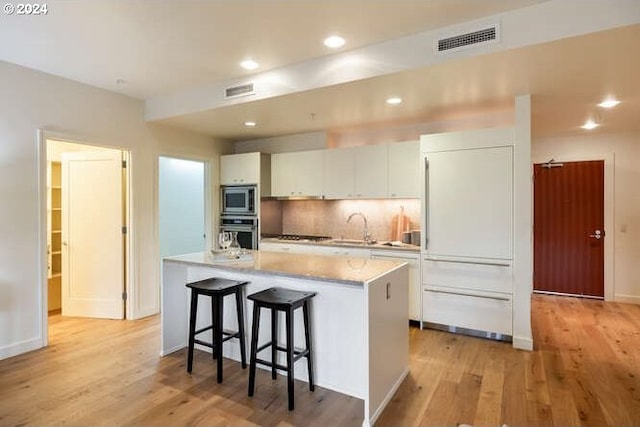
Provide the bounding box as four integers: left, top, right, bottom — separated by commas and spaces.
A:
162, 250, 409, 427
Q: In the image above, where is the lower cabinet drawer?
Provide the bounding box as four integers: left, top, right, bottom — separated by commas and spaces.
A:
422, 287, 512, 336
422, 258, 512, 294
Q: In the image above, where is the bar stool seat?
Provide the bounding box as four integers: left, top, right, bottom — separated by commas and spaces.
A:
247, 287, 316, 411
186, 277, 249, 383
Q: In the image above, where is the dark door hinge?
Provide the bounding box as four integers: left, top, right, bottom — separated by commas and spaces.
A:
122, 160, 127, 168
122, 292, 127, 301
122, 226, 127, 234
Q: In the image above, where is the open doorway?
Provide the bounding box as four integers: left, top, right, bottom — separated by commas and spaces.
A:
42, 136, 131, 342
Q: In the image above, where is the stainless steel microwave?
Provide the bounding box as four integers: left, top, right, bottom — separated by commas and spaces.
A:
221, 185, 256, 215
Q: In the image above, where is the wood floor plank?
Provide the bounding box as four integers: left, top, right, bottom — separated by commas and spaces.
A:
472, 352, 505, 426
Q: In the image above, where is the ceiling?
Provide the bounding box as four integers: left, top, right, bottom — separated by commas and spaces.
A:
2, 0, 639, 141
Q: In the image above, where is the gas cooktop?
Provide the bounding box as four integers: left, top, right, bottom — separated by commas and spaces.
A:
262, 233, 332, 242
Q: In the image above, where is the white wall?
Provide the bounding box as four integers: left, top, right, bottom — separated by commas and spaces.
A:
532, 131, 640, 303
0, 61, 233, 360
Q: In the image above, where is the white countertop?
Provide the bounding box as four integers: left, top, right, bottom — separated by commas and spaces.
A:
163, 250, 406, 286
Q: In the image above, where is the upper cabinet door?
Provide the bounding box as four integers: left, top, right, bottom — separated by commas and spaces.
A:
354, 144, 388, 198
425, 145, 513, 260
323, 147, 356, 199
220, 152, 260, 185
271, 150, 324, 197
388, 141, 420, 198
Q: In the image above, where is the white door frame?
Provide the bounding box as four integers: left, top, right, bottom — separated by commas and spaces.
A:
532, 153, 615, 301
156, 153, 212, 257
37, 130, 133, 346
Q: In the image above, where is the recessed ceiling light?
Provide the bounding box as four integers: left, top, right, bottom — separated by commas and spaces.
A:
598, 98, 620, 108
386, 97, 403, 105
244, 121, 256, 127
240, 59, 259, 70
324, 35, 345, 49
581, 119, 599, 130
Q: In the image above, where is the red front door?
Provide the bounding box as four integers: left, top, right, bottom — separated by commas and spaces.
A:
533, 160, 604, 298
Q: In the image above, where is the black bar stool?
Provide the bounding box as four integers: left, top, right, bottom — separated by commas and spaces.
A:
247, 287, 316, 410
186, 278, 249, 383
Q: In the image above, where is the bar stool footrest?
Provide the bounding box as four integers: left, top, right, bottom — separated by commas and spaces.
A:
256, 343, 309, 356
193, 339, 214, 349
221, 330, 241, 343
255, 358, 290, 373
194, 325, 214, 335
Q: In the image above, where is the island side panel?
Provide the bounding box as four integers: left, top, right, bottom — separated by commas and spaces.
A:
366, 264, 410, 425
161, 260, 190, 356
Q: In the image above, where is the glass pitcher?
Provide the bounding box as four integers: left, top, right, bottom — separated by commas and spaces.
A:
228, 231, 241, 257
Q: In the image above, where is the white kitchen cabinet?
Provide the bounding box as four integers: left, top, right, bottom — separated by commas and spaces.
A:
355, 144, 388, 198
388, 141, 420, 198
421, 257, 513, 336
422, 257, 512, 294
259, 241, 316, 254
261, 241, 372, 259
371, 250, 421, 322
323, 147, 356, 199
220, 153, 271, 195
425, 145, 513, 259
271, 150, 324, 197
422, 286, 512, 336
221, 152, 259, 185
323, 145, 388, 199
311, 244, 371, 259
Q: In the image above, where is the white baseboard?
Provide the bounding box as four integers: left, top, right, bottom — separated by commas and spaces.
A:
367, 367, 410, 427
160, 343, 185, 357
614, 294, 640, 305
512, 335, 533, 351
129, 307, 159, 320
0, 336, 43, 361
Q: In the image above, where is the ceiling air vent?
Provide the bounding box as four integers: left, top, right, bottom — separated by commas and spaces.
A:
436, 24, 499, 53
224, 83, 255, 99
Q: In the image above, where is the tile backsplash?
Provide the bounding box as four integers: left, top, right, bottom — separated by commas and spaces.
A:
261, 198, 420, 242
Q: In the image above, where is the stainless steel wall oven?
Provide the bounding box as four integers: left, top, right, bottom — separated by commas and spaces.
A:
220, 215, 258, 250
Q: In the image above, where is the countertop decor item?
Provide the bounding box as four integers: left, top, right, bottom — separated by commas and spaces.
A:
390, 206, 411, 241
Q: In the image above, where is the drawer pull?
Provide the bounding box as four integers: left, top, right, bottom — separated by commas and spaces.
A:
425, 288, 511, 302
424, 257, 511, 267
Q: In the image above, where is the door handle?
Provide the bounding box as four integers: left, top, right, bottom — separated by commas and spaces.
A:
424, 157, 429, 250
589, 230, 604, 239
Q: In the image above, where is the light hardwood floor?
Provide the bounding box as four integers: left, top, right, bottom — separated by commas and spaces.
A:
1, 295, 639, 426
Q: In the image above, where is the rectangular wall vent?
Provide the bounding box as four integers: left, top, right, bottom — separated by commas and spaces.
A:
224, 83, 255, 99
436, 25, 499, 53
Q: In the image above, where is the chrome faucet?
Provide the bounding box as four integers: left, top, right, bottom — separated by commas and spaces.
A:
347, 212, 371, 243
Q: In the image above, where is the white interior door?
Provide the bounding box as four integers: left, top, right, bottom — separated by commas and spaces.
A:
62, 150, 124, 319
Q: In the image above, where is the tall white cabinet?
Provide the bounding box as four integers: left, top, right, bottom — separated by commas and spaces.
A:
421, 127, 515, 339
